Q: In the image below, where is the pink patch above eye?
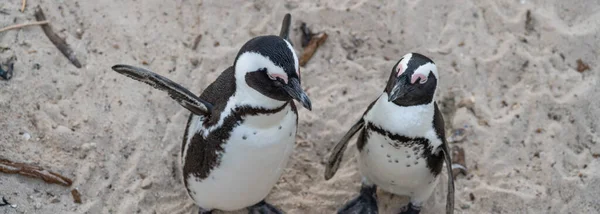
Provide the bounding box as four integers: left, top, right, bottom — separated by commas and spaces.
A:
411, 73, 427, 84
268, 73, 288, 84
396, 64, 404, 77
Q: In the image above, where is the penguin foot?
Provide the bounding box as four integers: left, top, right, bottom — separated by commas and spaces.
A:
247, 200, 283, 214
398, 202, 421, 214
337, 185, 378, 214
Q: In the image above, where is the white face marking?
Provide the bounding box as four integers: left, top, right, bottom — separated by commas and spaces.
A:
233, 52, 287, 109
283, 40, 300, 77
396, 53, 412, 77
397, 53, 439, 85
411, 62, 437, 84
235, 52, 289, 84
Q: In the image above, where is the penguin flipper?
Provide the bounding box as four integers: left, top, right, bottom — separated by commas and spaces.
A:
324, 118, 364, 180
279, 13, 292, 45
434, 102, 454, 214
112, 64, 213, 116
441, 141, 455, 214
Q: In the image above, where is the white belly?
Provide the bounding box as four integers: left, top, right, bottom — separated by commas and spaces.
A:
186, 107, 297, 211
358, 130, 438, 199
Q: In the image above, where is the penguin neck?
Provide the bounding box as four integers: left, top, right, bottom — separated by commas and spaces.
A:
365, 93, 435, 138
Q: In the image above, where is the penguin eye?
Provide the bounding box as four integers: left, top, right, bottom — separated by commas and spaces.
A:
258, 68, 276, 80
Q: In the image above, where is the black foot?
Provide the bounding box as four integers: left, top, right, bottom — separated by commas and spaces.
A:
248, 200, 283, 214
198, 208, 212, 214
338, 185, 378, 214
399, 202, 421, 214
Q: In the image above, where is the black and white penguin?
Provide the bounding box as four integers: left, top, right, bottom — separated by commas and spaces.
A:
324, 53, 454, 214
112, 14, 311, 214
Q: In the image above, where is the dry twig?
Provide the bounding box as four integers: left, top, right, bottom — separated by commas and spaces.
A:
34, 6, 82, 68
21, 0, 27, 12
0, 158, 73, 187
192, 34, 202, 50
0, 20, 48, 33
299, 32, 328, 66
71, 189, 82, 204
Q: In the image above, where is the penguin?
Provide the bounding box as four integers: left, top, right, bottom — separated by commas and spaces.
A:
111, 14, 311, 214
324, 53, 454, 214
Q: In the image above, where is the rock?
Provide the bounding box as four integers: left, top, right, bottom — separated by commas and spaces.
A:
81, 143, 96, 151
22, 132, 31, 141
448, 128, 467, 143
55, 125, 71, 133
457, 96, 475, 109
141, 179, 153, 189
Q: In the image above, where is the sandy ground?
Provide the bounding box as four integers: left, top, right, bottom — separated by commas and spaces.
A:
1, 0, 599, 213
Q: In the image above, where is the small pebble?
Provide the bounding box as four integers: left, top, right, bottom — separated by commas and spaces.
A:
55, 125, 71, 133
141, 179, 153, 189
81, 143, 97, 151
22, 132, 31, 140
448, 128, 467, 143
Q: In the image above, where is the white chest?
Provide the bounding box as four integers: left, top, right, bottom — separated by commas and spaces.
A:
358, 94, 441, 198
358, 130, 438, 197
184, 105, 297, 211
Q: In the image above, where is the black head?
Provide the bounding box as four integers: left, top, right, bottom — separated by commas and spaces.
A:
233, 35, 311, 110
385, 53, 439, 106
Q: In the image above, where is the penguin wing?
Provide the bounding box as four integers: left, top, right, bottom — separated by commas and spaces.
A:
434, 102, 455, 214
112, 64, 213, 116
324, 99, 377, 180
324, 118, 364, 180
279, 13, 293, 45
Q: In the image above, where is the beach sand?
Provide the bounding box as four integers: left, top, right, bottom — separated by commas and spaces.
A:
1, 0, 599, 213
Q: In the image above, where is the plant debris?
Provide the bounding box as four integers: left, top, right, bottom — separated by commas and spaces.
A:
299, 32, 328, 66
300, 22, 313, 48
34, 5, 82, 68
21, 0, 27, 12
451, 146, 468, 179
0, 20, 48, 33
576, 59, 590, 72
0, 62, 14, 80
0, 158, 73, 187
192, 34, 202, 50
525, 10, 534, 32
71, 189, 82, 204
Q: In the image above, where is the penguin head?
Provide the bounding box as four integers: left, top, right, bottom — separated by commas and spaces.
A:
234, 35, 312, 110
385, 53, 438, 106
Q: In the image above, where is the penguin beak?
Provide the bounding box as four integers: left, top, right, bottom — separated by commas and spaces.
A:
388, 75, 413, 102
282, 78, 312, 111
